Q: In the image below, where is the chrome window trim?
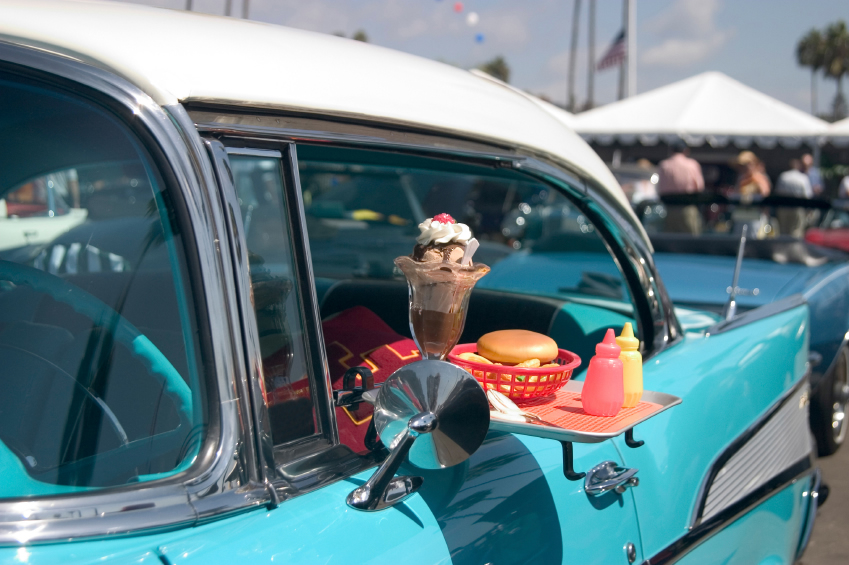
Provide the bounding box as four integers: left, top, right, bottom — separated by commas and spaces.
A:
201, 140, 277, 498
0, 40, 264, 545
191, 108, 676, 357
209, 138, 382, 501
216, 140, 342, 452
643, 375, 814, 565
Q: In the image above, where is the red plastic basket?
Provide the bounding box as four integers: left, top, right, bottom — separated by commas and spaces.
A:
448, 343, 582, 402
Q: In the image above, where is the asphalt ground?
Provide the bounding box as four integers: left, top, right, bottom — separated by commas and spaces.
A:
798, 445, 849, 563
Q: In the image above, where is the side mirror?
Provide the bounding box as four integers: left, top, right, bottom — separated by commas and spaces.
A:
346, 360, 489, 511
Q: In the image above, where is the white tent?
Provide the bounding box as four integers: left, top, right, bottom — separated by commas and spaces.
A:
573, 71, 829, 149
828, 116, 849, 146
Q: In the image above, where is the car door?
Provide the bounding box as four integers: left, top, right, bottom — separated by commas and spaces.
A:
615, 299, 814, 564
151, 135, 646, 565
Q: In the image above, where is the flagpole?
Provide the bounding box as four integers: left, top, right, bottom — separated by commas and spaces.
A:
586, 0, 595, 110
627, 0, 636, 97
567, 0, 582, 112
617, 0, 626, 100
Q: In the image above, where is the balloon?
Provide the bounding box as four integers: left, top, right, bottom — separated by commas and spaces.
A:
466, 12, 479, 26
475, 33, 484, 43
453, 2, 463, 13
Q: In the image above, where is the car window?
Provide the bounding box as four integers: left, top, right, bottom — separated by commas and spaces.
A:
296, 145, 638, 453
230, 154, 318, 446
297, 146, 634, 310
0, 73, 207, 498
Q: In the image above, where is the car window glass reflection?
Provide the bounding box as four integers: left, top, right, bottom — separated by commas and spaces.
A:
0, 73, 205, 498
229, 155, 317, 445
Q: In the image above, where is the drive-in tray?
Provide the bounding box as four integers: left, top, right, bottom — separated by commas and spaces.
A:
489, 380, 682, 443
489, 380, 681, 481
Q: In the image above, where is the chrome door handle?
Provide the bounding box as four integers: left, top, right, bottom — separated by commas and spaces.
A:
584, 460, 639, 497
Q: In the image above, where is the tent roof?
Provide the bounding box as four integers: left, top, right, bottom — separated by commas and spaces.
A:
829, 117, 849, 135
828, 116, 849, 146
573, 72, 829, 148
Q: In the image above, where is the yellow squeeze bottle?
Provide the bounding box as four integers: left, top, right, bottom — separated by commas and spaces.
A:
616, 323, 643, 408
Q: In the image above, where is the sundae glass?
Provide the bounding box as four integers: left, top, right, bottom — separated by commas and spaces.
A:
395, 214, 489, 360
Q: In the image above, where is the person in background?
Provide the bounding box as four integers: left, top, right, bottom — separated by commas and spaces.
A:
630, 159, 659, 205
801, 154, 823, 196
774, 159, 812, 237
775, 159, 813, 198
840, 174, 849, 199
732, 151, 771, 237
734, 151, 771, 199
657, 142, 704, 235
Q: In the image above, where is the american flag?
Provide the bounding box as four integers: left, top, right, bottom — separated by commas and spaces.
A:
597, 30, 626, 70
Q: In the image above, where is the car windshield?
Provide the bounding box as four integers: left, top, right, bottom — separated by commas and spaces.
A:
0, 72, 206, 498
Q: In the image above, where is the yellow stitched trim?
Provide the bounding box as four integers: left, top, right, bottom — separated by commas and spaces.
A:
340, 406, 373, 426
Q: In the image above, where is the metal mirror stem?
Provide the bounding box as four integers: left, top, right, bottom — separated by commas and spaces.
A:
346, 412, 434, 511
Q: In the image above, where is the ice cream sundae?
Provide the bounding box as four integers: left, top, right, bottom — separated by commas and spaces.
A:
395, 214, 489, 360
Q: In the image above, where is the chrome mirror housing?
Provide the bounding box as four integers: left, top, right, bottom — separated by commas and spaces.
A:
346, 360, 489, 511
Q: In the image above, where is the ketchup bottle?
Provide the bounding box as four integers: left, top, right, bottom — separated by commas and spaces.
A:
581, 329, 624, 417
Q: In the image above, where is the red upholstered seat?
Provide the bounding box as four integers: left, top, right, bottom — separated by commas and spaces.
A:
322, 306, 420, 452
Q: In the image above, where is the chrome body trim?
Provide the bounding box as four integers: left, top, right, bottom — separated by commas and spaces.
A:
795, 468, 822, 561
644, 462, 814, 565
193, 109, 677, 357
643, 376, 814, 565
691, 375, 812, 526
0, 40, 259, 544
707, 294, 807, 335
700, 384, 811, 520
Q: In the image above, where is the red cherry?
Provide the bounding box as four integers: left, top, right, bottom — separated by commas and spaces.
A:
433, 213, 456, 224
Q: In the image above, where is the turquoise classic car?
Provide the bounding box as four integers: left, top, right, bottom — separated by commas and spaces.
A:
0, 2, 823, 564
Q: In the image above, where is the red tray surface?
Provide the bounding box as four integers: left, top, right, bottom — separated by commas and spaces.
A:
520, 387, 662, 433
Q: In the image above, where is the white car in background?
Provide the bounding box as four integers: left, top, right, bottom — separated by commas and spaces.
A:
0, 171, 87, 251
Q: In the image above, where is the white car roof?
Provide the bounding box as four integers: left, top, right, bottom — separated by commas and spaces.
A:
0, 0, 642, 233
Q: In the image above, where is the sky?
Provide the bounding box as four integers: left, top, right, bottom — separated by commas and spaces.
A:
107, 0, 846, 116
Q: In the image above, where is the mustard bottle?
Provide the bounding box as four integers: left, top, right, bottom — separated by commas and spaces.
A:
616, 323, 643, 408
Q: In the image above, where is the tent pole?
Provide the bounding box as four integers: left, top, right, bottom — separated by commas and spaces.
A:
618, 0, 626, 100
586, 0, 595, 110
627, 0, 636, 98
567, 0, 582, 112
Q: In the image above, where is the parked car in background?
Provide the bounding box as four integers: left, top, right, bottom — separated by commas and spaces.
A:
635, 193, 849, 455
0, 2, 823, 564
805, 198, 849, 253
0, 172, 87, 253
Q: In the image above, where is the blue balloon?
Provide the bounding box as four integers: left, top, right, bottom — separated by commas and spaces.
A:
475, 33, 484, 43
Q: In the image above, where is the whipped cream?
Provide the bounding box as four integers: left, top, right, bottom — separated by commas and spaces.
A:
416, 217, 472, 245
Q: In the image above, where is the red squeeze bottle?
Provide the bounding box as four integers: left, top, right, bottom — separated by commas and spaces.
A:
581, 329, 624, 417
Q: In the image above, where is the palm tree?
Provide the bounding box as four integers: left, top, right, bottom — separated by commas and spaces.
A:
796, 29, 825, 114
823, 21, 849, 119
478, 57, 511, 83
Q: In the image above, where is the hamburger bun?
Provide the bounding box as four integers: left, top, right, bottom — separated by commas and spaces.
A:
477, 330, 558, 364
